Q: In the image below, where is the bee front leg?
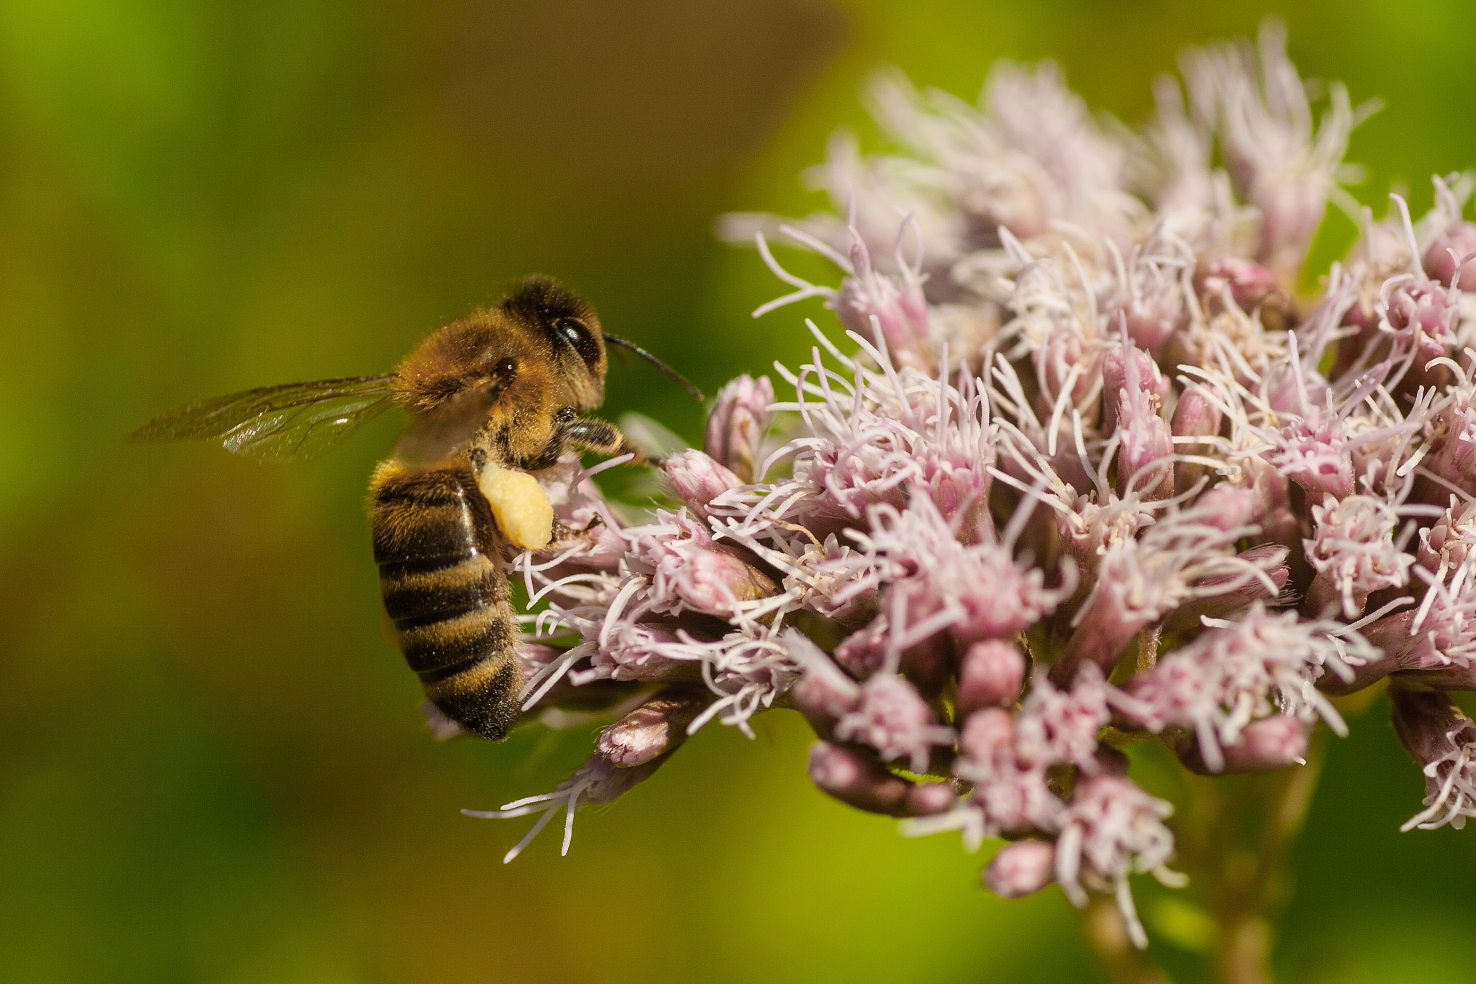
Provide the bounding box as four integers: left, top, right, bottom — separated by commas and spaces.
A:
544, 513, 605, 548
561, 418, 651, 465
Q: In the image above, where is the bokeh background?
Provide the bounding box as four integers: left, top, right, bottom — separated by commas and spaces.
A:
4, 1, 1476, 981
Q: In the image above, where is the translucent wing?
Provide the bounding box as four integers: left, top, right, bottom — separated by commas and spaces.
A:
130, 374, 400, 462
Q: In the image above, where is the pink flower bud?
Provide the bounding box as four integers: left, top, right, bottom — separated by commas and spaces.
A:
808, 742, 956, 817
675, 547, 777, 615
597, 688, 711, 767
1192, 485, 1260, 533
1103, 340, 1173, 499
833, 618, 888, 680
1423, 223, 1476, 290
1117, 402, 1175, 500
984, 839, 1057, 899
704, 374, 774, 483
957, 707, 1016, 767
957, 640, 1028, 716
664, 449, 742, 518
1175, 714, 1309, 774
1171, 387, 1223, 441
1196, 257, 1284, 314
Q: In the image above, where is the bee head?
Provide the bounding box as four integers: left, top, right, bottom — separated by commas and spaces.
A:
497, 276, 608, 409
394, 276, 607, 416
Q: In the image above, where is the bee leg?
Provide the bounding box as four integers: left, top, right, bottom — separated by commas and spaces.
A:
560, 418, 650, 465
544, 514, 605, 547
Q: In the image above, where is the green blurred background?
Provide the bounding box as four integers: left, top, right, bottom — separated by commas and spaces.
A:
4, 1, 1476, 981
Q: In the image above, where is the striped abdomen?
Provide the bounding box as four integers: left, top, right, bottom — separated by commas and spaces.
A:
370, 461, 521, 740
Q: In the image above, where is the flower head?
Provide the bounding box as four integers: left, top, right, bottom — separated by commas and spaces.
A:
468, 25, 1470, 956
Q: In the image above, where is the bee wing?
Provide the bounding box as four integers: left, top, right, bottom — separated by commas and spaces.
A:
130, 374, 400, 462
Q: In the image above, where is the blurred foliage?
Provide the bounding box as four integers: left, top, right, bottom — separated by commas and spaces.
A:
2, 1, 1476, 982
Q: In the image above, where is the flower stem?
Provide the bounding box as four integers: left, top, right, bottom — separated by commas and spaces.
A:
1079, 894, 1175, 984
1173, 729, 1329, 984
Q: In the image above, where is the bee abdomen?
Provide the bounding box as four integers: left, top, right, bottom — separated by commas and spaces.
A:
369, 462, 521, 741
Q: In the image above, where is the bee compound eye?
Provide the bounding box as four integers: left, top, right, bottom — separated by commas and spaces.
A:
555, 318, 602, 369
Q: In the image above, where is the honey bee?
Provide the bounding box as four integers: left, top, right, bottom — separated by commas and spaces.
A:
133, 276, 700, 740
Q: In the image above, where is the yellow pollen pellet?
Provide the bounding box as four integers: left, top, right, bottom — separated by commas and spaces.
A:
478, 464, 553, 550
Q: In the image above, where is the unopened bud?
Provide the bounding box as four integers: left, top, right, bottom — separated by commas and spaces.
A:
834, 618, 888, 680
792, 659, 861, 740
1171, 387, 1222, 491
807, 741, 957, 817
597, 688, 711, 767
704, 374, 773, 483
1194, 485, 1261, 533
1103, 340, 1173, 500
1171, 387, 1223, 442
674, 547, 777, 615
664, 449, 742, 518
1117, 406, 1175, 500
957, 640, 1028, 716
1423, 223, 1476, 290
1175, 715, 1309, 774
958, 707, 1016, 764
1196, 257, 1283, 313
983, 840, 1057, 899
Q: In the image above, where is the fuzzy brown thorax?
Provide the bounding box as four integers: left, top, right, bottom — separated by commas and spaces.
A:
390, 277, 609, 467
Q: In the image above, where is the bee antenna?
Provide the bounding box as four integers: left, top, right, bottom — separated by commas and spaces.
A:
602, 333, 704, 402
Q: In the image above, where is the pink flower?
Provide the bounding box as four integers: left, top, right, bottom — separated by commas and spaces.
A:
1303, 494, 1413, 618
473, 27, 1476, 954
834, 672, 955, 773
1390, 686, 1476, 832
1014, 664, 1111, 772
1055, 775, 1183, 949
1117, 604, 1370, 771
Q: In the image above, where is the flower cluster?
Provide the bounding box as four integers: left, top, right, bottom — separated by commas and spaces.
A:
462, 22, 1476, 947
